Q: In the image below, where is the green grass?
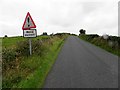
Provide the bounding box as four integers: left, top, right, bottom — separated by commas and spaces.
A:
79, 35, 120, 57
2, 36, 27, 48
2, 36, 49, 48
2, 35, 66, 88
17, 39, 64, 88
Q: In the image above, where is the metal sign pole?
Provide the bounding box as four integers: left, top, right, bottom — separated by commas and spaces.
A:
28, 17, 32, 55
29, 38, 32, 55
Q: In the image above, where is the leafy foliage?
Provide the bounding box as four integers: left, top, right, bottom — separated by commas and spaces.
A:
79, 29, 86, 35
79, 34, 120, 56
42, 32, 48, 36
2, 35, 66, 88
4, 35, 8, 37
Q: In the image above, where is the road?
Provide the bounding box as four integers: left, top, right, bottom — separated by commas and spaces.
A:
43, 36, 118, 88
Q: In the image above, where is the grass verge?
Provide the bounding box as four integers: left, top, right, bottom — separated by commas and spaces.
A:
17, 37, 65, 88
2, 35, 66, 88
79, 35, 120, 57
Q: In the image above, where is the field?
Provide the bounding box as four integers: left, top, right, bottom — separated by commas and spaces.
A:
2, 35, 67, 88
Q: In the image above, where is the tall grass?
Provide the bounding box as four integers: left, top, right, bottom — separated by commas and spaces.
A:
79, 34, 120, 57
2, 35, 66, 88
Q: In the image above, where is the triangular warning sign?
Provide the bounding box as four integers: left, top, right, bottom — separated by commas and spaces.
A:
22, 12, 36, 30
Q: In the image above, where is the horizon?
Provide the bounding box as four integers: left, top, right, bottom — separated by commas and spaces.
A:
1, 32, 119, 38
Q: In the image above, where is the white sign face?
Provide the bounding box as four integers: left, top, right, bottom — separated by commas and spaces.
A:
23, 29, 37, 37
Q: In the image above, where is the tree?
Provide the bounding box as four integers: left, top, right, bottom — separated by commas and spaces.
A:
4, 35, 8, 37
42, 32, 47, 36
79, 29, 86, 35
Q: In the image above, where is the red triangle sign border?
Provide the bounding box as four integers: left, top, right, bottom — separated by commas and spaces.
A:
22, 12, 36, 30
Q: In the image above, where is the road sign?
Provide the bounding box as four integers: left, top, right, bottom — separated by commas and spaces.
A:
22, 12, 36, 30
22, 12, 37, 55
23, 29, 37, 38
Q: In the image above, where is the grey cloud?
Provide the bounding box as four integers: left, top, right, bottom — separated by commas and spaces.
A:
0, 0, 118, 36
82, 2, 104, 14
1, 23, 22, 37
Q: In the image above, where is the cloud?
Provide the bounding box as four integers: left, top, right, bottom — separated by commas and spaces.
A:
0, 0, 119, 36
0, 22, 22, 37
82, 2, 104, 14
75, 2, 118, 36
34, 1, 84, 28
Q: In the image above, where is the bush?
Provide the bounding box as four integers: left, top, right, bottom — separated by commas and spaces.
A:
2, 38, 53, 71
2, 48, 16, 63
32, 39, 47, 56
42, 32, 48, 35
16, 40, 30, 56
2, 48, 17, 70
4, 35, 8, 37
16, 39, 48, 56
79, 35, 120, 56
86, 34, 99, 41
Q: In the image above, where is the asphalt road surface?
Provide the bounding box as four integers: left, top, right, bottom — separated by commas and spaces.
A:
44, 36, 118, 88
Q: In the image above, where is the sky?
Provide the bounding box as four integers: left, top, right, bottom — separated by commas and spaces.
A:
0, 0, 119, 37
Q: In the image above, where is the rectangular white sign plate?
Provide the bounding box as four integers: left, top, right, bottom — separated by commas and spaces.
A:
23, 29, 37, 37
